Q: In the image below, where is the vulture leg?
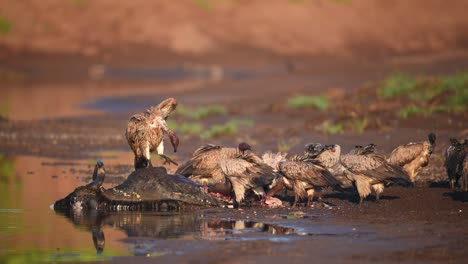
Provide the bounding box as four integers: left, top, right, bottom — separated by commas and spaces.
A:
450, 179, 455, 190
267, 177, 285, 197
463, 175, 467, 192
292, 193, 299, 208
159, 154, 178, 166
306, 189, 315, 207
372, 183, 384, 202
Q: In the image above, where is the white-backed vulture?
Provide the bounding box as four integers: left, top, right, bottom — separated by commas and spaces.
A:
126, 98, 179, 169
387, 132, 436, 185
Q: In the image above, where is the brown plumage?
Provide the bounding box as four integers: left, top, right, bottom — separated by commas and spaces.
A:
341, 145, 411, 203
308, 144, 352, 188
219, 153, 276, 208
261, 151, 288, 172
175, 143, 250, 186
387, 132, 436, 185
312, 144, 410, 203
176, 143, 275, 208
445, 138, 468, 190
126, 98, 179, 170
268, 151, 341, 208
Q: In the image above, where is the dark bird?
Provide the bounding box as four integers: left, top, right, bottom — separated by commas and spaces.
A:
176, 142, 276, 208
126, 98, 179, 170
268, 147, 341, 207
387, 132, 436, 185
90, 160, 105, 190
312, 144, 410, 203
463, 155, 468, 192
445, 138, 468, 190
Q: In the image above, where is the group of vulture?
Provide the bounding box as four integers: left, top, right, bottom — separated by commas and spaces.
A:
124, 98, 468, 208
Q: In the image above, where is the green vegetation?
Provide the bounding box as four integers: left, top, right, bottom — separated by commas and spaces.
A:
169, 119, 254, 139
0, 102, 9, 119
0, 249, 118, 263
377, 74, 418, 99
175, 105, 226, 120
168, 103, 252, 139
398, 105, 449, 118
0, 154, 14, 184
289, 0, 305, 3
277, 138, 300, 153
178, 122, 204, 134
349, 118, 368, 134
0, 16, 12, 35
317, 121, 344, 135
201, 119, 254, 139
377, 71, 468, 118
193, 0, 212, 10
287, 95, 330, 110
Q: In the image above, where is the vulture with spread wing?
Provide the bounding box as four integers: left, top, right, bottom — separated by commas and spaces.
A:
126, 98, 179, 170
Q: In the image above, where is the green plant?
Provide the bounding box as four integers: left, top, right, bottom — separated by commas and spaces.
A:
0, 155, 14, 183
277, 138, 300, 153
317, 121, 344, 135
0, 102, 10, 119
398, 105, 449, 118
178, 122, 204, 134
287, 95, 330, 110
0, 16, 12, 35
176, 105, 226, 120
193, 0, 212, 10
201, 119, 254, 139
350, 118, 368, 134
377, 73, 418, 99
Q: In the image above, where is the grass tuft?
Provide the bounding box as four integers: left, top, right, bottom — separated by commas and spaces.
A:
176, 105, 226, 120
0, 16, 12, 35
193, 0, 212, 10
287, 95, 330, 110
377, 73, 418, 99
277, 138, 300, 153
377, 71, 467, 117
317, 121, 344, 135
350, 118, 368, 134
201, 119, 254, 139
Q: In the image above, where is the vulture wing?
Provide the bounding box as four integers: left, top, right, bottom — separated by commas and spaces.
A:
387, 143, 425, 167
279, 160, 340, 187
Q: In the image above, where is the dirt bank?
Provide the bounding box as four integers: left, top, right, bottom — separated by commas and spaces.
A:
1, 0, 468, 58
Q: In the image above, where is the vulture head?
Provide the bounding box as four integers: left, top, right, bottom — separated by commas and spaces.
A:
238, 142, 252, 155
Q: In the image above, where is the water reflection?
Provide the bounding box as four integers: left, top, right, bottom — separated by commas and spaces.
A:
56, 210, 299, 255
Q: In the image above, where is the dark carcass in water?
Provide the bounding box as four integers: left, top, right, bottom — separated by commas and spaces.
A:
54, 161, 225, 213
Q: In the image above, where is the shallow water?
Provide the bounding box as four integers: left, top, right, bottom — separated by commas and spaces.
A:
2, 154, 370, 262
